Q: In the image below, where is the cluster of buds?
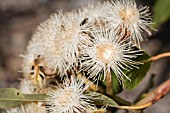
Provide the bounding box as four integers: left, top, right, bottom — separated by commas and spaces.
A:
7, 0, 153, 113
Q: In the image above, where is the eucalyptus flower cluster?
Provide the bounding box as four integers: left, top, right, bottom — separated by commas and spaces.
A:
6, 0, 152, 113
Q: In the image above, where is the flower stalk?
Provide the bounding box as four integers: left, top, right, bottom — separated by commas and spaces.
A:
106, 68, 113, 96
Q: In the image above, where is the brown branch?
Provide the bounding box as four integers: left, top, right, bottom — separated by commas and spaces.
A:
136, 79, 170, 106
142, 52, 170, 63
115, 79, 170, 110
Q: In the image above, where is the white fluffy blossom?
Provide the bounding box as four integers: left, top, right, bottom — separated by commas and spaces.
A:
82, 2, 106, 26
25, 11, 92, 77
23, 102, 46, 113
87, 105, 107, 113
104, 0, 152, 46
6, 103, 46, 113
46, 77, 93, 113
19, 79, 37, 94
80, 28, 141, 82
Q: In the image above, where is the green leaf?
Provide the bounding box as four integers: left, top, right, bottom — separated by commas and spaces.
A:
88, 92, 119, 107
153, 0, 170, 28
0, 88, 48, 108
111, 71, 123, 94
124, 49, 152, 90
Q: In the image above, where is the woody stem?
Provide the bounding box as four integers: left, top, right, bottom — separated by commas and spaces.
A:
142, 52, 170, 63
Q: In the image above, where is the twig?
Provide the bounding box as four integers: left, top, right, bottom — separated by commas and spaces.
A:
117, 102, 152, 110
142, 52, 170, 63
136, 79, 170, 106
114, 79, 170, 110
106, 68, 113, 96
